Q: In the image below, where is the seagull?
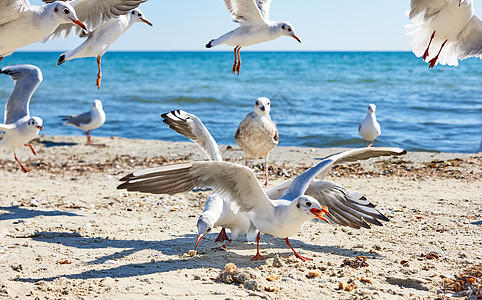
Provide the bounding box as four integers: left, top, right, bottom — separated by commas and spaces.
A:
235, 97, 278, 186
358, 104, 381, 147
62, 99, 106, 144
57, 8, 153, 89
205, 0, 301, 74
161, 110, 258, 250
0, 0, 146, 62
118, 147, 406, 261
0, 65, 43, 173
406, 0, 482, 68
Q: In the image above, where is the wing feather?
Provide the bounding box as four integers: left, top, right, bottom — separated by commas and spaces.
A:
409, 0, 449, 21
223, 0, 265, 24
0, 0, 29, 25
455, 15, 482, 59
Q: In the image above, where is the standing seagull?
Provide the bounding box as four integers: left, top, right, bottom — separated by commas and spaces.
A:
406, 0, 482, 68
118, 147, 406, 261
62, 100, 106, 144
206, 0, 301, 74
0, 0, 146, 62
358, 104, 381, 147
0, 65, 43, 173
161, 110, 258, 250
235, 97, 278, 186
57, 8, 153, 89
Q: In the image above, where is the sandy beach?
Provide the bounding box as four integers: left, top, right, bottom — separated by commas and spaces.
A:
0, 135, 480, 299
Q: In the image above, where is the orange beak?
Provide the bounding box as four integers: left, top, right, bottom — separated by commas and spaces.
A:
141, 18, 153, 26
310, 206, 330, 223
36, 126, 42, 130
292, 35, 301, 43
194, 234, 205, 249
69, 17, 87, 30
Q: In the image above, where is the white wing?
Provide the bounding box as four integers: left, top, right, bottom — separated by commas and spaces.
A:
256, 0, 271, 21
0, 64, 42, 124
0, 0, 29, 25
280, 147, 407, 201
408, 0, 448, 21
161, 110, 223, 162
118, 161, 275, 216
223, 0, 266, 25
455, 14, 482, 59
42, 0, 146, 40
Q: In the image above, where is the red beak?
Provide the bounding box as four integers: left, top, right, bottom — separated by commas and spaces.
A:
141, 18, 153, 26
36, 126, 42, 130
194, 234, 205, 249
69, 17, 87, 30
310, 206, 330, 223
292, 35, 301, 43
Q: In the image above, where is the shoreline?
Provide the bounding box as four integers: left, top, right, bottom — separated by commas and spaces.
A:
0, 135, 480, 299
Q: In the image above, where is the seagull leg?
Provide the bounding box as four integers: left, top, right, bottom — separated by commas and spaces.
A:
0, 56, 3, 62
214, 228, 230, 242
24, 144, 37, 156
285, 238, 312, 261
96, 55, 102, 89
428, 39, 447, 68
14, 152, 30, 173
232, 47, 239, 74
264, 156, 269, 186
86, 130, 92, 144
244, 156, 248, 166
212, 239, 232, 251
423, 31, 435, 60
364, 140, 367, 147
250, 232, 265, 260
368, 140, 374, 147
236, 47, 242, 75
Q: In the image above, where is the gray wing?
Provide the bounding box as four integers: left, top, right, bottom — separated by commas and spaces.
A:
281, 147, 407, 201
42, 0, 146, 40
117, 161, 275, 215
256, 0, 271, 21
0, 0, 29, 25
0, 64, 42, 124
223, 0, 266, 24
161, 110, 223, 162
408, 0, 448, 20
455, 15, 482, 59
62, 110, 92, 126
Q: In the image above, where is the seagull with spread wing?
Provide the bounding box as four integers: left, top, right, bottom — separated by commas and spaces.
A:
0, 0, 146, 62
0, 65, 43, 173
406, 0, 482, 68
206, 0, 301, 74
118, 146, 406, 261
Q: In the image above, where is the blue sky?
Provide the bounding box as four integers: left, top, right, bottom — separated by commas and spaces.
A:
24, 0, 482, 52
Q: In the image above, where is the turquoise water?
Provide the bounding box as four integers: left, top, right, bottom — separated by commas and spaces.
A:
0, 51, 480, 153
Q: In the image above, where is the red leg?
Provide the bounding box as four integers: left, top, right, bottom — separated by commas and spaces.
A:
96, 55, 102, 89
368, 140, 374, 147
232, 47, 238, 74
364, 140, 367, 147
212, 239, 232, 251
285, 238, 312, 261
24, 144, 37, 156
14, 152, 30, 173
428, 39, 447, 68
214, 228, 230, 242
236, 47, 242, 75
86, 130, 92, 144
0, 56, 3, 62
251, 232, 265, 260
423, 31, 435, 60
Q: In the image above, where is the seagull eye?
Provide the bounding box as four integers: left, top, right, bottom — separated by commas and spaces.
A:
132, 11, 135, 14
281, 25, 285, 30
305, 202, 311, 207
63, 8, 70, 14
288, 28, 292, 32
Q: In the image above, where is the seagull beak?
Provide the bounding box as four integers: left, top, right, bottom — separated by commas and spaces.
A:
310, 207, 330, 223
260, 105, 266, 112
291, 35, 301, 43
459, 0, 465, 6
36, 126, 42, 130
194, 234, 205, 249
141, 18, 153, 26
69, 17, 87, 30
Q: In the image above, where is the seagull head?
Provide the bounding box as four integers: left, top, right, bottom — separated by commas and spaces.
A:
93, 99, 103, 110
28, 117, 43, 131
368, 104, 376, 113
254, 97, 271, 115
292, 195, 330, 223
51, 2, 86, 30
195, 215, 215, 249
279, 22, 301, 43
129, 9, 153, 26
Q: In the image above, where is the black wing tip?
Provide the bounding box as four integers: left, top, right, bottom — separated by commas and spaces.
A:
205, 40, 214, 48
57, 55, 66, 66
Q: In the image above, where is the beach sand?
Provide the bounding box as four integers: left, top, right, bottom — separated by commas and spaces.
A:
0, 135, 480, 299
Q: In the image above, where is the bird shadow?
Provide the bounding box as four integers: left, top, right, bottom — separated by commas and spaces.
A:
39, 140, 77, 147
0, 206, 79, 221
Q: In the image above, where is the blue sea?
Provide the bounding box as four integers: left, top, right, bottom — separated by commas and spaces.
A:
0, 52, 480, 153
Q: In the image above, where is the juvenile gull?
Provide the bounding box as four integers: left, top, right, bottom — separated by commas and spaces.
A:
206, 0, 301, 74
57, 8, 152, 89
235, 97, 278, 185
0, 65, 43, 173
406, 0, 482, 68
62, 99, 106, 144
358, 104, 381, 147
118, 147, 406, 261
161, 110, 258, 250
